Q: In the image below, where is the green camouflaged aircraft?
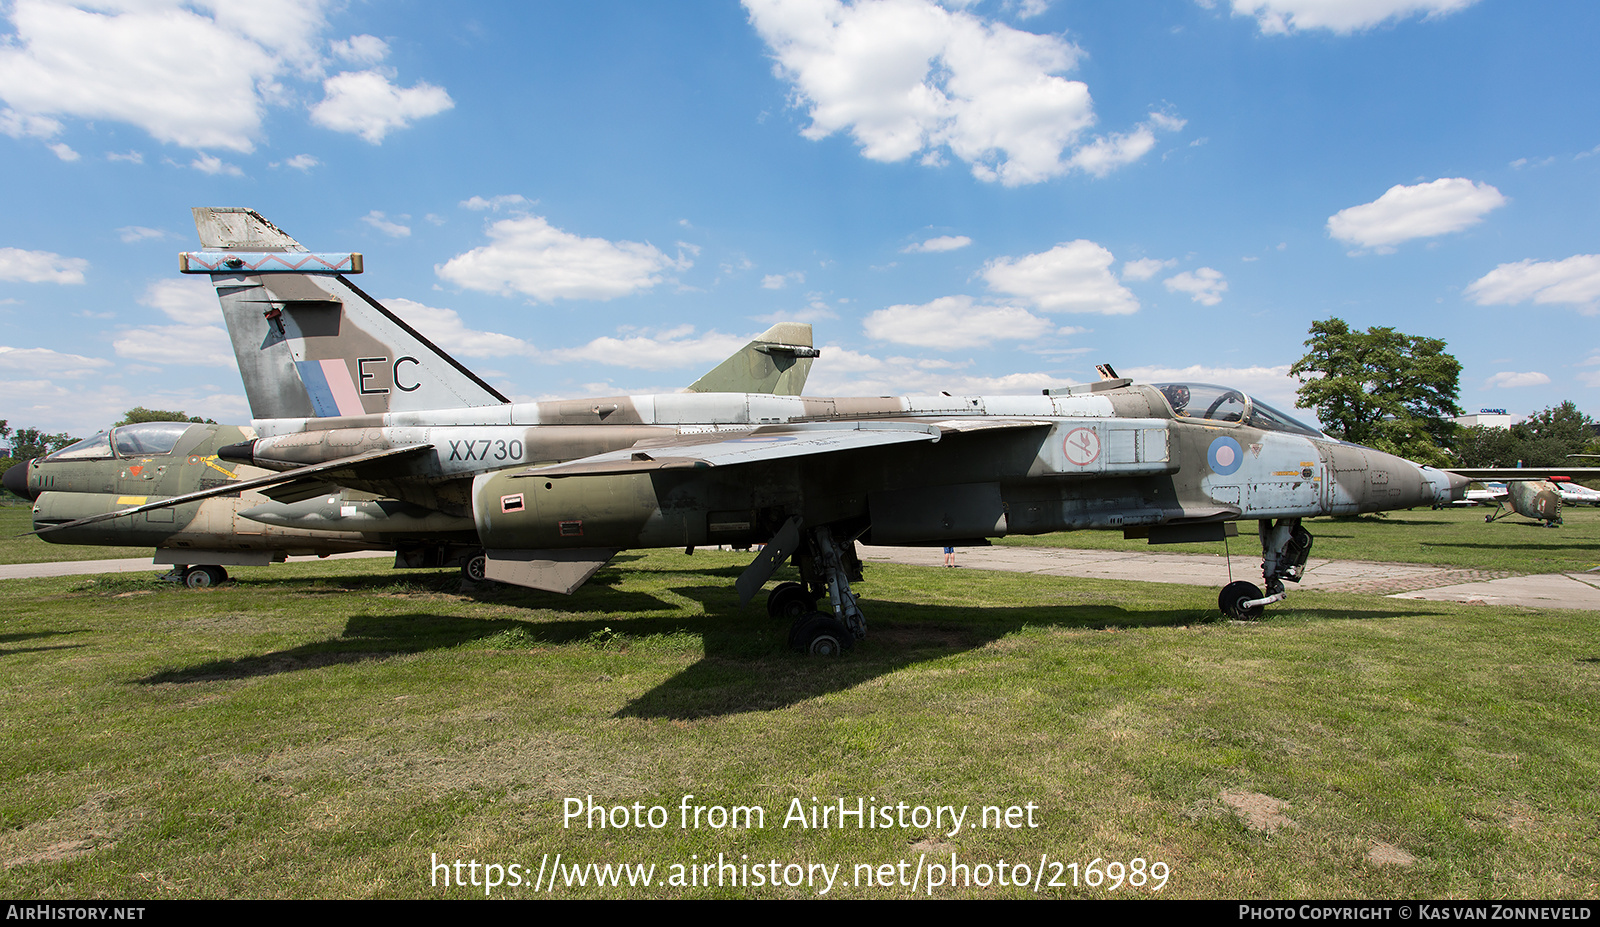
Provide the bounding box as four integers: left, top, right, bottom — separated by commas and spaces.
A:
40, 208, 1469, 653
9, 321, 817, 587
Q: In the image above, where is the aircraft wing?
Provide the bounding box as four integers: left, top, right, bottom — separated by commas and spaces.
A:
518, 419, 1051, 478
31, 444, 434, 535
1448, 468, 1600, 481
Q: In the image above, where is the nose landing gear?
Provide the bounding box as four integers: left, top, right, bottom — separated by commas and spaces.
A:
1218, 518, 1312, 620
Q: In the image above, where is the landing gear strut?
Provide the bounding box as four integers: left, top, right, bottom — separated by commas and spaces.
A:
1218, 518, 1312, 620
765, 527, 865, 654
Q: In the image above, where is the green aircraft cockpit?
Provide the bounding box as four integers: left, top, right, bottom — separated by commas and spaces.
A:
46, 422, 201, 461
1153, 383, 1326, 439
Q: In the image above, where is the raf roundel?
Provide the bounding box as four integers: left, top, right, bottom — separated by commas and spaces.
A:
1208, 436, 1244, 476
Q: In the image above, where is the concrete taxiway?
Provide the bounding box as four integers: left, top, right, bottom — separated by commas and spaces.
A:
4, 546, 1599, 611
859, 545, 1600, 611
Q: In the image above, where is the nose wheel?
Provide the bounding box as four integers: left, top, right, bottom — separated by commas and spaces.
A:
1217, 519, 1313, 619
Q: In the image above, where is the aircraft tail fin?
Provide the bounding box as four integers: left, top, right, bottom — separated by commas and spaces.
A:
686, 322, 819, 395
188, 207, 507, 421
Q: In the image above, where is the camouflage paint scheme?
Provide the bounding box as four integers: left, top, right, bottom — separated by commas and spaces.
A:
42, 209, 1472, 649
10, 320, 819, 585
12, 421, 477, 584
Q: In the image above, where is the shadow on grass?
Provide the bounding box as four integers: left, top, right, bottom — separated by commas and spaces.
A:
130, 563, 1456, 719
612, 583, 1453, 720
135, 573, 685, 684
0, 628, 89, 656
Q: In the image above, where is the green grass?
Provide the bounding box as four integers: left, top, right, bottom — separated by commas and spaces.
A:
1, 550, 1596, 898
998, 504, 1600, 575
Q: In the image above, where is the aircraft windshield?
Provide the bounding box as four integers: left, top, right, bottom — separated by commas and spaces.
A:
1155, 383, 1325, 438
111, 422, 192, 457
46, 431, 113, 460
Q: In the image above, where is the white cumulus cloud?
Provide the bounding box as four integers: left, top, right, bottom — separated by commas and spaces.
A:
982, 240, 1139, 314
760, 271, 805, 289
362, 211, 411, 238
1327, 178, 1505, 252
744, 0, 1175, 185
1121, 257, 1175, 281
805, 344, 1060, 396
461, 194, 530, 211
902, 235, 972, 253
138, 277, 217, 324
117, 226, 168, 244
114, 277, 234, 366
437, 215, 686, 302
1484, 371, 1550, 389
1464, 254, 1600, 313
189, 152, 242, 176
383, 298, 535, 357
113, 324, 236, 367
0, 345, 112, 377
545, 326, 748, 370
0, 246, 87, 284
331, 33, 388, 65
310, 68, 453, 143
1164, 267, 1228, 305
0, 0, 323, 152
863, 295, 1055, 349
1228, 0, 1479, 34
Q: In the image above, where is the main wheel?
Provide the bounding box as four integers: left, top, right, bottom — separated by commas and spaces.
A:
1218, 580, 1264, 620
462, 551, 488, 582
185, 565, 227, 588
767, 582, 816, 621
790, 614, 853, 656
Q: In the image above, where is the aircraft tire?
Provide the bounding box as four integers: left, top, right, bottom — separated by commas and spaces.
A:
790, 613, 853, 656
185, 565, 227, 588
462, 552, 488, 582
767, 582, 816, 621
1218, 581, 1265, 621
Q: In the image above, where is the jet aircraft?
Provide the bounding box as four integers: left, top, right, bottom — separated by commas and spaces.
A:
8, 323, 819, 585
41, 208, 1470, 652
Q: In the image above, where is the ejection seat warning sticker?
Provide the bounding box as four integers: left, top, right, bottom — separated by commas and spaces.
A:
1062, 428, 1101, 466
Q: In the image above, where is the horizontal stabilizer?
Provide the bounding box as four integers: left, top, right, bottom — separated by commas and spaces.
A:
180, 251, 362, 274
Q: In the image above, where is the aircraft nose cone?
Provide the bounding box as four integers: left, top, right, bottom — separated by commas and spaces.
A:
3, 459, 36, 501
1442, 469, 1472, 501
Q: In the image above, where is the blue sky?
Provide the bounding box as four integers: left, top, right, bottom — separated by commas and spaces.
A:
2, 0, 1597, 437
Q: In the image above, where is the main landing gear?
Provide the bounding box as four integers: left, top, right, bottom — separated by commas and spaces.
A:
162, 564, 229, 588
1218, 518, 1313, 621
764, 527, 866, 655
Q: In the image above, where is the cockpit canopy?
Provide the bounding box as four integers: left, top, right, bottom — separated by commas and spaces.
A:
45, 422, 198, 461
1154, 383, 1326, 439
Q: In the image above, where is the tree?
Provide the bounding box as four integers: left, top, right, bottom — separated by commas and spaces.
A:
1455, 424, 1523, 468
1456, 401, 1599, 468
4, 426, 78, 460
116, 407, 215, 426
1288, 318, 1462, 466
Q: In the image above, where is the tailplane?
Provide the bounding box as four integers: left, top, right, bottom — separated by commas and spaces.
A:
187, 207, 507, 421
